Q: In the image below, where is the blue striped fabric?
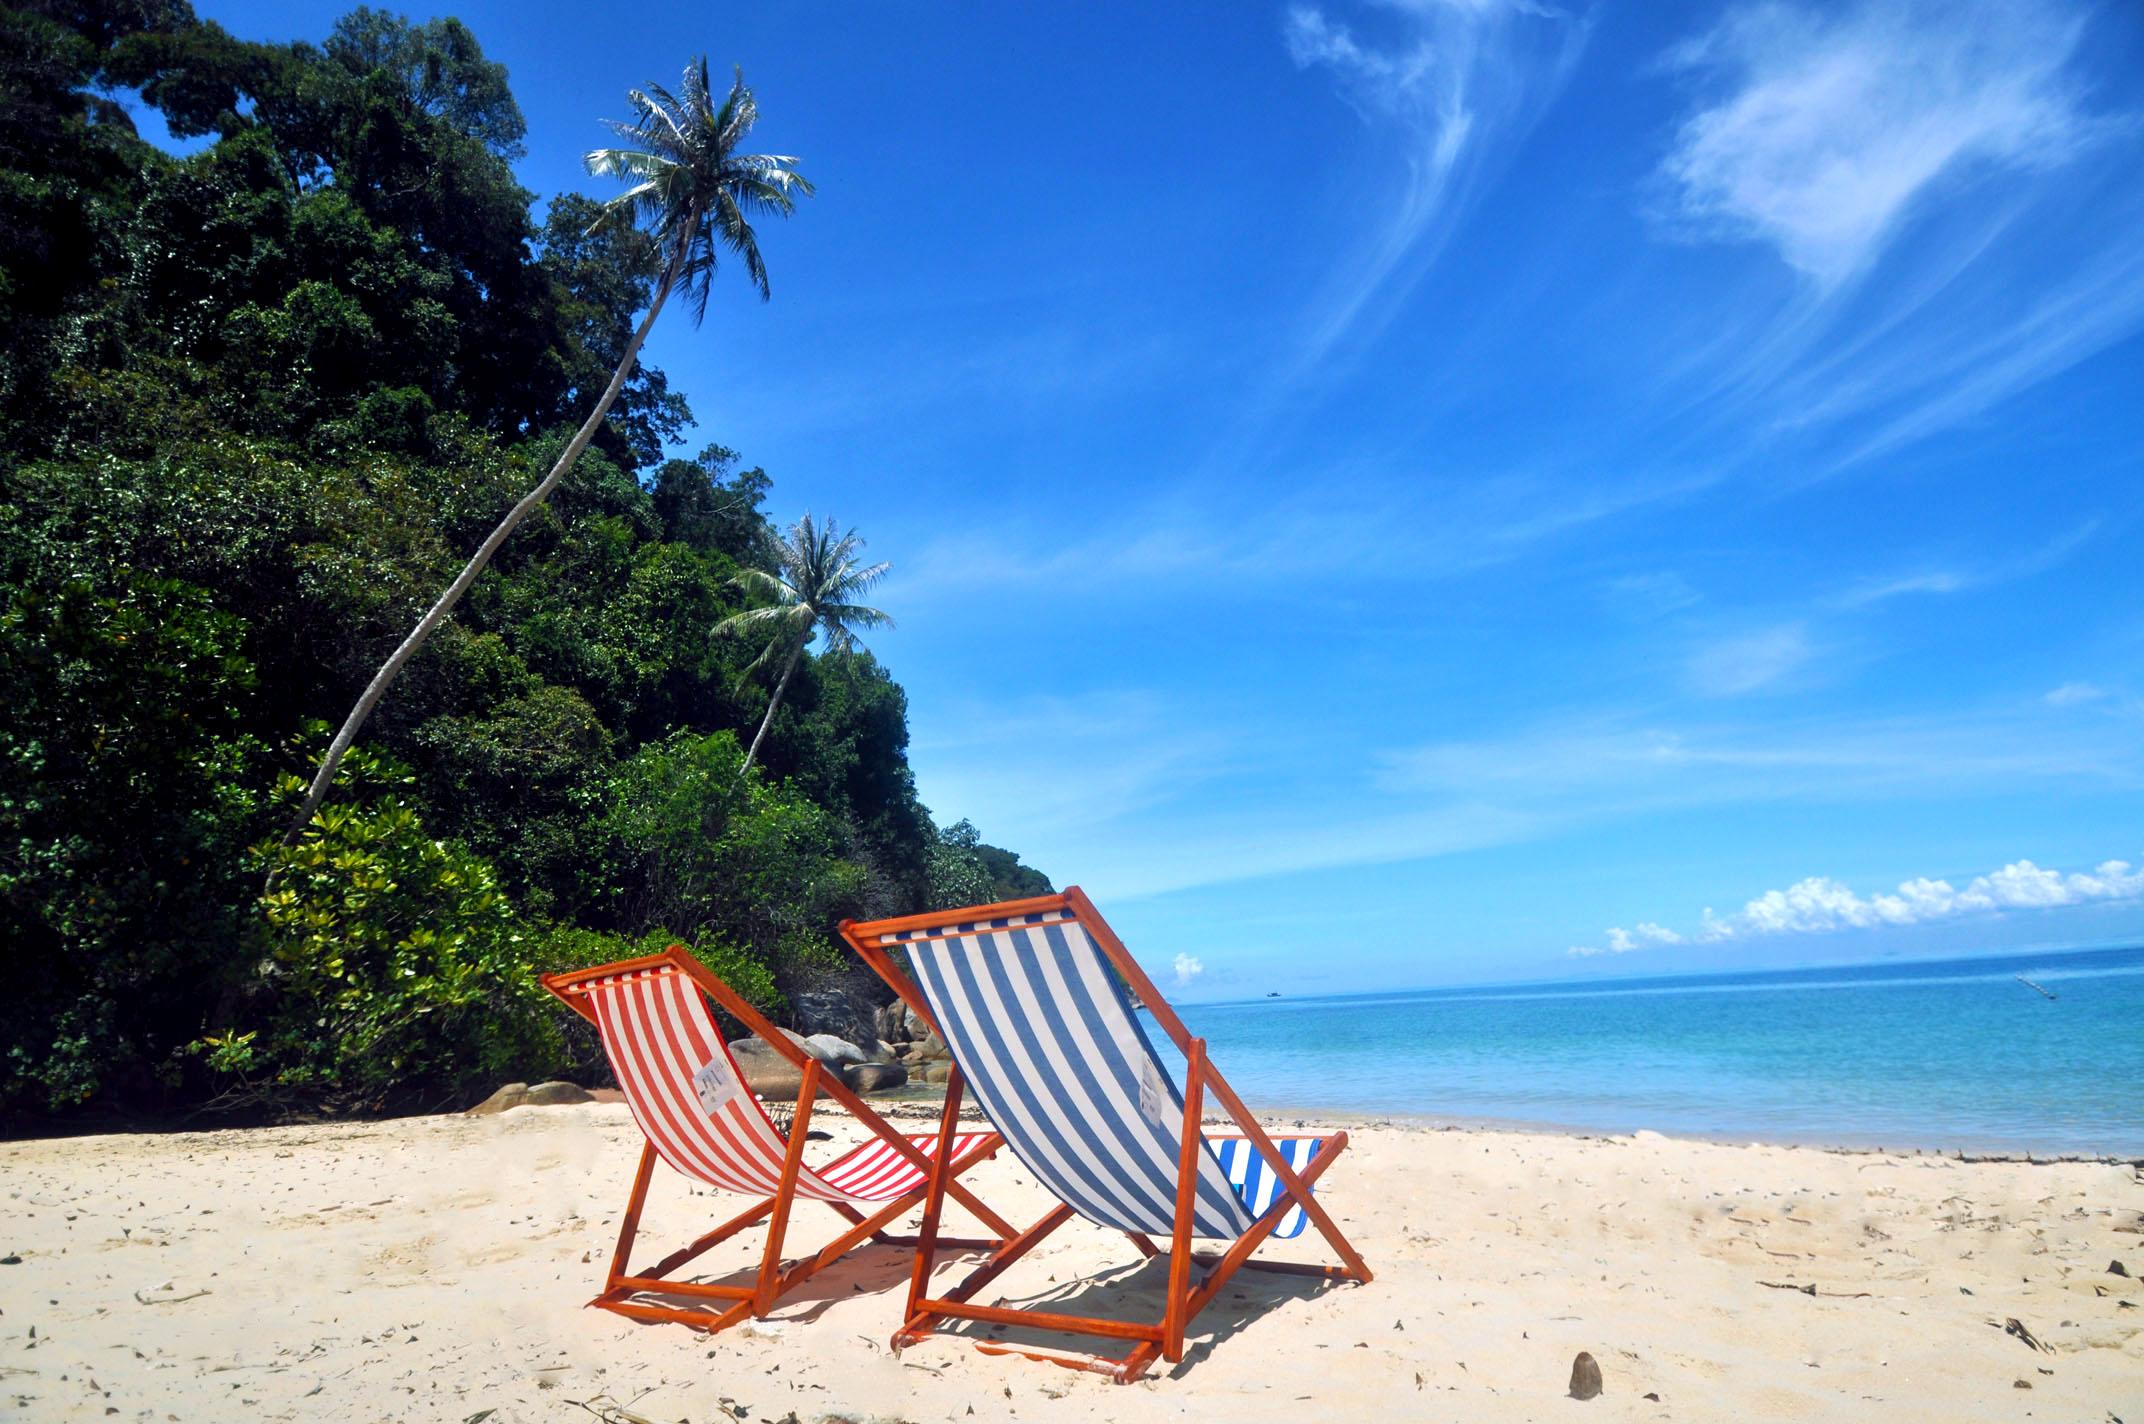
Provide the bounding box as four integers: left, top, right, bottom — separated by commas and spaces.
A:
897, 912, 1301, 1241
1209, 1136, 1321, 1240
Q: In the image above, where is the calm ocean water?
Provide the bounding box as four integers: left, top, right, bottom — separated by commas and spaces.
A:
1157, 945, 2144, 1156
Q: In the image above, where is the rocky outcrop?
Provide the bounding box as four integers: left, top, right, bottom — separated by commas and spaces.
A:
467, 1080, 592, 1113
724, 1030, 909, 1097
789, 983, 885, 1055
467, 1082, 529, 1115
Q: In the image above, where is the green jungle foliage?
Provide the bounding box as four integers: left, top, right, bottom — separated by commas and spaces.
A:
0, 0, 1047, 1114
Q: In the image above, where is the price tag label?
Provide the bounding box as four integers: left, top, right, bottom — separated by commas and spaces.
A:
1109, 1011, 1172, 1127
693, 1056, 741, 1116
1137, 1063, 1168, 1126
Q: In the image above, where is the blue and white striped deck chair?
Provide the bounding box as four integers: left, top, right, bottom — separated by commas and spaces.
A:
840, 888, 1372, 1383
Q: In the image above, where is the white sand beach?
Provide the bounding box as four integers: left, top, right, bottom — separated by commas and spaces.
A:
3, 1102, 2140, 1422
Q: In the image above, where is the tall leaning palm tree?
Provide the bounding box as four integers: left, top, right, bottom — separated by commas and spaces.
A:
281, 58, 810, 843
720, 514, 892, 772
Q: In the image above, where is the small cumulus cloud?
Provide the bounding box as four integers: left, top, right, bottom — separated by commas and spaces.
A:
1172, 953, 1205, 986
1656, 0, 2096, 289
1568, 853, 2144, 954
1598, 923, 1684, 953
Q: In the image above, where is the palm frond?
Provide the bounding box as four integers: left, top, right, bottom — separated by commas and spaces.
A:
712, 188, 767, 304
729, 567, 796, 604
819, 603, 894, 631
588, 56, 809, 320
715, 514, 893, 668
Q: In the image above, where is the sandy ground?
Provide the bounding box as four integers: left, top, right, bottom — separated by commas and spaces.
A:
2, 1102, 2140, 1423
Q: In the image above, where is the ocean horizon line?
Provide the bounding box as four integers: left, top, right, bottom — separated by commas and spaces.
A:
1181, 938, 2144, 1010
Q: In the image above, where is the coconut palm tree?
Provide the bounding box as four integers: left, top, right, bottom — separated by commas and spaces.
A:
281, 58, 811, 843
720, 514, 892, 772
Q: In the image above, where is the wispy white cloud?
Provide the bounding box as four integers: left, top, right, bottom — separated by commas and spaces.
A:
1832, 243, 2144, 465
1658, 0, 2095, 290
919, 698, 2144, 904
1172, 953, 1205, 986
1602, 570, 1703, 618
1645, 1, 2144, 471
2045, 681, 2107, 707
895, 464, 1704, 606
909, 690, 1231, 846
1379, 704, 2142, 809
1284, 0, 1591, 361
1686, 622, 1815, 697
1571, 853, 2144, 953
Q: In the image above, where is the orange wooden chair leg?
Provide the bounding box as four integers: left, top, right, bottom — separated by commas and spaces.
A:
601, 1140, 659, 1300
1162, 1039, 1206, 1363
896, 1064, 965, 1343
752, 1059, 821, 1315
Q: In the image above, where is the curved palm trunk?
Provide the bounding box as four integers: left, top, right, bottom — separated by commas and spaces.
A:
278, 255, 682, 846
741, 638, 806, 772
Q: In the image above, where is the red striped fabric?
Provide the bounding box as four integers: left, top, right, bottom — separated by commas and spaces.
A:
584, 969, 987, 1204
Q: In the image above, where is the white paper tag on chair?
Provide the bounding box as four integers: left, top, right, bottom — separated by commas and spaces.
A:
1109, 1012, 1171, 1127
1137, 1063, 1168, 1126
693, 1055, 742, 1116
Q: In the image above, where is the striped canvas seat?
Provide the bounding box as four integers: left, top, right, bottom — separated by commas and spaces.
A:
888, 909, 1323, 1240
542, 945, 1012, 1335
1210, 1136, 1321, 1241
844, 889, 1371, 1383
586, 965, 991, 1205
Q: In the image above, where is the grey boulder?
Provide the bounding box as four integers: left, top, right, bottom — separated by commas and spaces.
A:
802, 1034, 869, 1069
725, 1037, 805, 1098
841, 1061, 909, 1093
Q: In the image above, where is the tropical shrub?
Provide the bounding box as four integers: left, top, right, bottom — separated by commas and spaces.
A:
244, 784, 554, 1104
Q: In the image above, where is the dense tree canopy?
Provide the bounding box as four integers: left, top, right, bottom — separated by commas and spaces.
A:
0, 1, 1044, 1115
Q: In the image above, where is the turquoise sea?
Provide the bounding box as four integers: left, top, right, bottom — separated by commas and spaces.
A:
1161, 945, 2144, 1156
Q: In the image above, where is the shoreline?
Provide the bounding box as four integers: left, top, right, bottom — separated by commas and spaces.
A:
9, 1089, 2141, 1167
843, 1092, 2144, 1167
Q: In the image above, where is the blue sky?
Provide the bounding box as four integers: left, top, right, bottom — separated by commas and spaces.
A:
191, 0, 2144, 998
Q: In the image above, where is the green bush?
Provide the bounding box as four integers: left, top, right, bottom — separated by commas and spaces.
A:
0, 569, 270, 1110
243, 786, 558, 1104
600, 729, 868, 972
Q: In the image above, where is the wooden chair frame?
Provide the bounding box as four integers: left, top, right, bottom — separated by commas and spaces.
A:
839, 887, 1373, 1382
543, 946, 1015, 1332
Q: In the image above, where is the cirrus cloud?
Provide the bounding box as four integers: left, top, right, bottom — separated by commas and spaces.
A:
1657, 0, 2097, 289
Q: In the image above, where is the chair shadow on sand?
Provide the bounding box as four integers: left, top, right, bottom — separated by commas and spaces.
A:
607, 1231, 999, 1328
917, 1248, 1341, 1377
609, 1232, 1331, 1367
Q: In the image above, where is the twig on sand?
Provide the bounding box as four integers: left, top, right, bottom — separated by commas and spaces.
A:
1995, 1317, 2055, 1353
133, 1287, 211, 1305
1757, 1280, 1873, 1298
564, 1399, 657, 1424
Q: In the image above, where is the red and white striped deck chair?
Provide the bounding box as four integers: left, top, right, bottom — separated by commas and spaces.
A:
543, 945, 1012, 1332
